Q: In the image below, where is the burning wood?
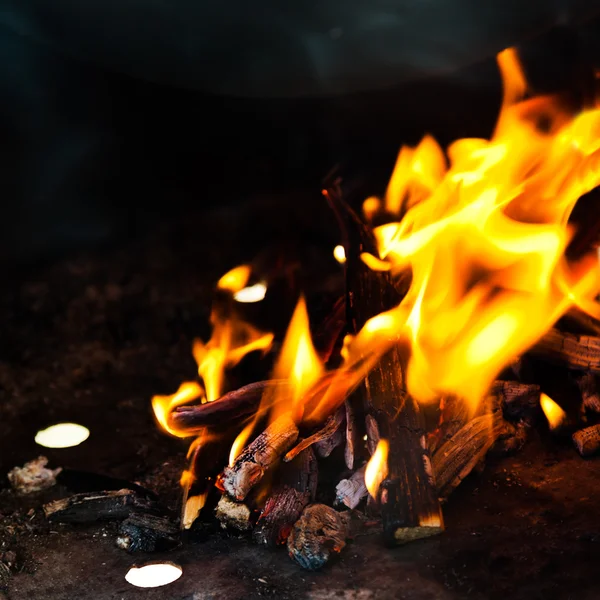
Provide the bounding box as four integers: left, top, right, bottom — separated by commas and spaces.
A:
490, 381, 541, 419
221, 414, 299, 501
531, 329, 600, 374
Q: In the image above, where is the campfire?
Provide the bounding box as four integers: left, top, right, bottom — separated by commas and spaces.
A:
143, 47, 600, 568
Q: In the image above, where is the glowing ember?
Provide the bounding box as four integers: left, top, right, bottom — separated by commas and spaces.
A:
333, 245, 346, 264
125, 563, 182, 588
34, 423, 90, 448
364, 439, 389, 498
234, 282, 267, 303
540, 393, 567, 431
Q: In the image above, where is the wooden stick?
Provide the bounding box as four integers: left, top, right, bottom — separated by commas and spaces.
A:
170, 380, 288, 431
287, 504, 349, 570
221, 414, 299, 501
573, 424, 600, 457
335, 465, 368, 509
254, 448, 318, 546
530, 328, 600, 373
284, 407, 344, 462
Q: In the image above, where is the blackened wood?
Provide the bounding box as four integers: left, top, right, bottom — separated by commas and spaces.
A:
344, 398, 362, 469
573, 424, 600, 457
284, 407, 344, 462
222, 414, 299, 501
530, 329, 600, 373
215, 495, 253, 531
117, 513, 179, 552
43, 489, 162, 523
326, 182, 443, 545
428, 396, 468, 454
313, 295, 347, 364
490, 381, 541, 419
491, 419, 529, 455
432, 414, 498, 500
364, 414, 380, 455
574, 372, 600, 413
254, 448, 318, 546
171, 380, 288, 431
287, 504, 349, 570
335, 465, 368, 509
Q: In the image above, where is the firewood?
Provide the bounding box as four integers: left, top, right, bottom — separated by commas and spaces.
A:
530, 328, 600, 373
572, 424, 600, 457
432, 414, 498, 500
364, 414, 380, 455
170, 380, 288, 432
253, 448, 318, 546
335, 465, 368, 509
284, 406, 344, 462
574, 372, 600, 413
221, 414, 299, 501
344, 398, 362, 469
287, 504, 349, 570
43, 489, 162, 523
490, 380, 541, 419
327, 182, 443, 546
491, 419, 529, 455
215, 495, 253, 531
116, 513, 179, 552
428, 396, 468, 454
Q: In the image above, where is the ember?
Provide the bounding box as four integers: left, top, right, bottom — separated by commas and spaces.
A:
148, 46, 600, 569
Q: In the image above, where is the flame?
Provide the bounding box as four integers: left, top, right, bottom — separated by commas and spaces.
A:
217, 265, 251, 292
229, 421, 254, 466
540, 393, 567, 430
365, 439, 389, 498
152, 382, 203, 437
234, 282, 267, 303
333, 245, 347, 264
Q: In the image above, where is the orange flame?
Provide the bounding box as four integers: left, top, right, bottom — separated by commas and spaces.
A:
365, 439, 389, 498
540, 393, 567, 431
152, 382, 203, 437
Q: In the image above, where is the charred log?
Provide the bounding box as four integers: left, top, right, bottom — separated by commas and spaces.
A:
284, 407, 344, 462
222, 414, 299, 501
287, 504, 349, 570
253, 448, 318, 546
530, 329, 600, 373
344, 397, 362, 469
116, 513, 179, 552
572, 424, 600, 457
490, 380, 541, 419
574, 372, 600, 413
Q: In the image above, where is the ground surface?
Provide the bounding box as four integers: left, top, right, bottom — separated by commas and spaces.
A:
1, 194, 600, 600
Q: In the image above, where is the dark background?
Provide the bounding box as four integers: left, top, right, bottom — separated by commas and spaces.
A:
2, 15, 600, 267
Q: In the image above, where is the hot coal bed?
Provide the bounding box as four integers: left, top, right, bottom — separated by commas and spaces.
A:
5, 32, 600, 600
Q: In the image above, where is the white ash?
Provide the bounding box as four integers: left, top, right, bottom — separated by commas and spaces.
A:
7, 456, 62, 494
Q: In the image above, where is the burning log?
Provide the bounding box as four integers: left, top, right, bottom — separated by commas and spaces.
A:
116, 513, 179, 552
344, 398, 362, 469
215, 496, 253, 531
221, 414, 299, 501
287, 504, 349, 570
170, 380, 288, 431
428, 396, 468, 454
43, 489, 162, 523
530, 328, 600, 374
432, 414, 498, 500
335, 465, 368, 509
572, 424, 600, 457
491, 420, 529, 455
490, 381, 541, 419
574, 372, 600, 413
284, 406, 344, 462
254, 448, 318, 546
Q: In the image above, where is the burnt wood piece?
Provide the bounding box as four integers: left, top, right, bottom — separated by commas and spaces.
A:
222, 414, 299, 501
344, 398, 362, 469
116, 513, 179, 552
170, 380, 289, 431
530, 329, 600, 373
428, 396, 468, 454
43, 489, 162, 523
491, 419, 529, 455
215, 495, 253, 531
572, 424, 600, 457
287, 504, 349, 570
254, 448, 318, 546
364, 414, 380, 456
563, 308, 600, 336
313, 295, 347, 364
574, 372, 600, 413
432, 414, 498, 500
284, 407, 345, 462
335, 465, 368, 509
326, 182, 443, 545
490, 381, 541, 419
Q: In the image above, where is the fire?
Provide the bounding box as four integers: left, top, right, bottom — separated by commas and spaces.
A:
540, 393, 567, 431
152, 382, 203, 437
365, 440, 389, 498
333, 245, 346, 264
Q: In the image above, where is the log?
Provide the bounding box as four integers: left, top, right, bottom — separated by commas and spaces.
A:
116, 513, 179, 552
530, 329, 600, 373
432, 414, 498, 500
170, 380, 288, 431
284, 406, 344, 462
491, 419, 529, 455
335, 465, 368, 509
574, 372, 600, 413
215, 495, 253, 531
221, 414, 299, 501
490, 381, 541, 419
253, 448, 318, 546
364, 414, 380, 456
428, 396, 468, 454
43, 489, 162, 523
572, 424, 600, 457
327, 182, 443, 545
287, 504, 349, 570
344, 398, 362, 470
313, 295, 347, 364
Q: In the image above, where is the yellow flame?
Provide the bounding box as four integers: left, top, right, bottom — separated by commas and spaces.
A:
365, 439, 389, 498
333, 245, 347, 264
229, 421, 255, 466
217, 265, 251, 292
152, 382, 203, 437
540, 393, 567, 430
234, 282, 267, 303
